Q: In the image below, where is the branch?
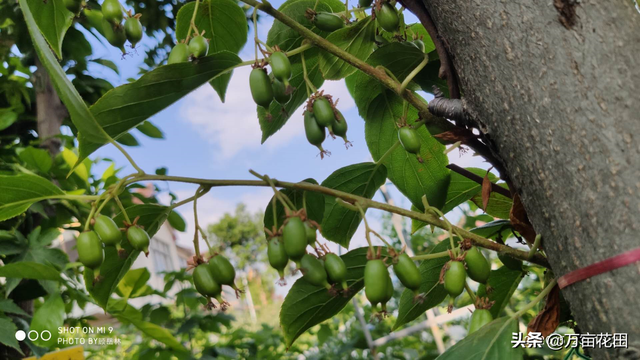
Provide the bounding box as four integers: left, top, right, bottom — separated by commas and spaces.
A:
428, 87, 470, 124
446, 164, 512, 199
124, 173, 550, 267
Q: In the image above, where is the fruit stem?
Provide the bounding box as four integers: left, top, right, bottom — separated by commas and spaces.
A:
343, 0, 349, 19
84, 201, 98, 231
258, 38, 275, 53
186, 0, 201, 41
301, 52, 318, 93
109, 139, 145, 175
253, 5, 259, 62
398, 54, 428, 94
527, 234, 543, 260
356, 203, 376, 255
249, 170, 294, 211
512, 279, 557, 319
192, 185, 213, 257
464, 281, 476, 303
271, 194, 278, 231
114, 195, 130, 224
411, 250, 450, 261
443, 141, 462, 155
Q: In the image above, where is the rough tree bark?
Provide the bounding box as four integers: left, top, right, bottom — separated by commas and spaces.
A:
34, 56, 67, 156
407, 1, 640, 358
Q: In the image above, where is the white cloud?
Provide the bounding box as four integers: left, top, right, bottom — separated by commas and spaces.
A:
180, 67, 355, 161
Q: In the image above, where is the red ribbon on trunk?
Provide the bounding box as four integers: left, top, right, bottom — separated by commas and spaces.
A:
558, 247, 640, 289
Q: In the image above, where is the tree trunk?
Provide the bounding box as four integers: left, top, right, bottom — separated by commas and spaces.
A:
409, 1, 640, 358
34, 56, 67, 156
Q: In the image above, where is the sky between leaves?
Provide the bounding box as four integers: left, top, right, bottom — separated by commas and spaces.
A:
81, 1, 489, 252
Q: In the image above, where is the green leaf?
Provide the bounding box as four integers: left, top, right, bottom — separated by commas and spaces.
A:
137, 121, 164, 139
0, 174, 64, 221
0, 261, 61, 280
27, 0, 74, 58
346, 44, 450, 212
168, 210, 186, 232
17, 147, 52, 173
19, 0, 111, 170
320, 163, 387, 247
116, 310, 187, 351
348, 81, 449, 211
115, 132, 140, 147
175, 0, 248, 101
477, 266, 525, 318
318, 17, 376, 80
260, 0, 345, 142
91, 59, 119, 74
30, 294, 65, 347
470, 220, 513, 241
436, 317, 523, 359
0, 109, 18, 131
267, 0, 344, 51
442, 168, 498, 214
280, 246, 387, 348
264, 178, 324, 235
61, 148, 89, 180
0, 299, 28, 317
117, 268, 151, 303
394, 239, 454, 330
0, 317, 22, 354
86, 204, 170, 309
470, 184, 512, 219
84, 52, 242, 160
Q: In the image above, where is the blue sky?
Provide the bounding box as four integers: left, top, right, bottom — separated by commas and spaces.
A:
86, 1, 489, 249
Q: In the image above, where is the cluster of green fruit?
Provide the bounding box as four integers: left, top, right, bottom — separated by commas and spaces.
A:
167, 32, 210, 64
77, 215, 150, 274
358, 0, 400, 32
75, 0, 143, 54
249, 50, 294, 109
441, 244, 495, 333
192, 254, 242, 310
364, 248, 422, 317
248, 51, 350, 156
265, 212, 352, 292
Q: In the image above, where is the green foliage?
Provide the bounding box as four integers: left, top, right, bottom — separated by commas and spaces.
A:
318, 17, 376, 79
320, 163, 387, 247
263, 179, 324, 235
259, 0, 345, 142
434, 317, 523, 360
175, 0, 248, 101
394, 239, 453, 329
346, 44, 451, 212
477, 266, 526, 318
280, 247, 387, 348
27, 0, 74, 58
0, 174, 64, 221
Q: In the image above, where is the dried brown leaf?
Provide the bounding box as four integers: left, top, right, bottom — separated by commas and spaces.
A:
509, 193, 537, 246
527, 284, 561, 337
433, 128, 476, 143
481, 171, 492, 211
